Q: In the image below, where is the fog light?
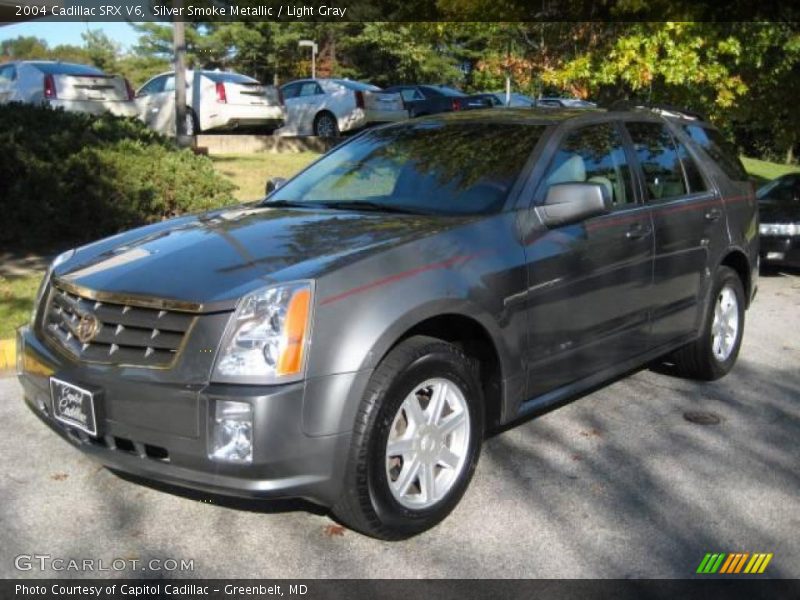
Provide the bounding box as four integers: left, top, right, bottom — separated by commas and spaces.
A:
210, 401, 253, 463
766, 252, 785, 261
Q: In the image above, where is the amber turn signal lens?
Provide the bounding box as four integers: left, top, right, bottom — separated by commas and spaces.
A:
276, 288, 311, 376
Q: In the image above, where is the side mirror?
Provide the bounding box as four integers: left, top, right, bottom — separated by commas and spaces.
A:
539, 182, 611, 227
265, 177, 287, 196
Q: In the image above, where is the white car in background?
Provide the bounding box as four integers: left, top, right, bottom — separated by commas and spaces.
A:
135, 69, 284, 136
0, 61, 138, 117
277, 78, 408, 137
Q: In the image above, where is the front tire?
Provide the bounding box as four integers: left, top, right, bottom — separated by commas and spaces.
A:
313, 111, 339, 137
332, 336, 484, 540
670, 266, 745, 380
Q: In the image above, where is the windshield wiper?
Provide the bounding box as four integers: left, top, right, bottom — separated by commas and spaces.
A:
260, 199, 309, 208
311, 200, 423, 215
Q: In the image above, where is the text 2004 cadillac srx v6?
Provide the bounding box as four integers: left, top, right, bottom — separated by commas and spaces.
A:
17, 108, 758, 539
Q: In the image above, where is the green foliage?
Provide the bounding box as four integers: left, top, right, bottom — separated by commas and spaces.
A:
1, 36, 50, 59
0, 104, 235, 251
81, 29, 120, 73
2, 22, 799, 164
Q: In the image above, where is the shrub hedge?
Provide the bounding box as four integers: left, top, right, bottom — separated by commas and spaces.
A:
0, 103, 236, 250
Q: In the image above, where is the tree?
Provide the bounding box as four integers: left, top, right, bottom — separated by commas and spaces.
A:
1, 36, 49, 60
82, 29, 120, 73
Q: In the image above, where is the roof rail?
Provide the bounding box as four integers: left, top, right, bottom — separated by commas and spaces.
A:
606, 100, 706, 121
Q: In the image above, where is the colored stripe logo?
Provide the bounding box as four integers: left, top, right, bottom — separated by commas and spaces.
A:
696, 552, 773, 574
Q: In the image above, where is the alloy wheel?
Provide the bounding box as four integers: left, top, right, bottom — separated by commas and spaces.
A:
385, 378, 471, 510
711, 284, 739, 362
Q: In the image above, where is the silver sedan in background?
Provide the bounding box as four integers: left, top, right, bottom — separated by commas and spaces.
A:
135, 69, 285, 136
0, 60, 138, 117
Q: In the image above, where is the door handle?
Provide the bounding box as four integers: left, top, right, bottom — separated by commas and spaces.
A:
705, 208, 722, 221
626, 223, 652, 240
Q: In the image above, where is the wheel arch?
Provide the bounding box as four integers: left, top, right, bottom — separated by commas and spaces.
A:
719, 249, 752, 308
372, 310, 507, 431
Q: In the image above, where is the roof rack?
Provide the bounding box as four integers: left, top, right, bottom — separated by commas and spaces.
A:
606, 100, 706, 121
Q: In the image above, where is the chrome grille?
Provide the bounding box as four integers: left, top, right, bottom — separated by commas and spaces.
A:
43, 282, 195, 368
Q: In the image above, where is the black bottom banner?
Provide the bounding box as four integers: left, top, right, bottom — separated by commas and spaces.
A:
3, 579, 800, 600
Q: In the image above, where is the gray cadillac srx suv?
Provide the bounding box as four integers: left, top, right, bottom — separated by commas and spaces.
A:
17, 108, 758, 539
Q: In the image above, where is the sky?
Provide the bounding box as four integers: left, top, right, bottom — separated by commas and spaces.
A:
0, 22, 140, 51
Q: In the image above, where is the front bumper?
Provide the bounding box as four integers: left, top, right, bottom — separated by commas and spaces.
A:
16, 325, 368, 506
759, 235, 800, 268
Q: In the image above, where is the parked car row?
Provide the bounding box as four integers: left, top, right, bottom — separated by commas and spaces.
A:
0, 60, 597, 137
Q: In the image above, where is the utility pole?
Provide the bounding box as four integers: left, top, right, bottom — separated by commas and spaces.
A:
173, 1, 188, 144
505, 38, 512, 106
298, 40, 318, 79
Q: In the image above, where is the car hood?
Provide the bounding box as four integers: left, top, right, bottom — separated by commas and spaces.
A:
55, 205, 457, 310
759, 199, 800, 223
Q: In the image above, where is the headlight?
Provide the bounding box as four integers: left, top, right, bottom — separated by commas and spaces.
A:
212, 281, 313, 384
760, 223, 799, 236
31, 249, 75, 324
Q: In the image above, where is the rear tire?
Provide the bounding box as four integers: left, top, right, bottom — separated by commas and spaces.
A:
332, 336, 484, 540
670, 266, 745, 380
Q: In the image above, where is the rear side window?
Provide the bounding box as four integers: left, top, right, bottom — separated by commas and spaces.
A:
543, 123, 635, 207
684, 125, 748, 181
676, 141, 708, 193
626, 122, 689, 201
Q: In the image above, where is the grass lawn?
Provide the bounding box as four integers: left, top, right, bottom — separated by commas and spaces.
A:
741, 156, 800, 184
211, 152, 320, 202
0, 273, 42, 339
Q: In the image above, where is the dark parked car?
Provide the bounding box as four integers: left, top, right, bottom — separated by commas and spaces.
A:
757, 173, 800, 269
383, 84, 494, 117
17, 108, 758, 540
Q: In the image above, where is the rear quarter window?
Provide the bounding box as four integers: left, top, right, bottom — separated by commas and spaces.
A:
684, 125, 749, 182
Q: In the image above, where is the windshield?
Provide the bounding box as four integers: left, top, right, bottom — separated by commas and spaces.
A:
758, 175, 800, 203
204, 72, 259, 84
269, 121, 545, 215
33, 62, 105, 76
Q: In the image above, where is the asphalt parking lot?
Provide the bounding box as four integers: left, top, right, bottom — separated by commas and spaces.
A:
1, 273, 798, 579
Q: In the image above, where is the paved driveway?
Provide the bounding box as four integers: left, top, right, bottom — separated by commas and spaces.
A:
1, 273, 798, 579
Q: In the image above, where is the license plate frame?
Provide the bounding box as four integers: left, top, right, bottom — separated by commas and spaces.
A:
50, 377, 98, 436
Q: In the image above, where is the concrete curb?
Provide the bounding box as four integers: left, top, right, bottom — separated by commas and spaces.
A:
0, 338, 15, 371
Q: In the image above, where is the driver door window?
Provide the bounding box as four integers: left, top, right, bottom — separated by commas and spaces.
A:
542, 122, 635, 208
